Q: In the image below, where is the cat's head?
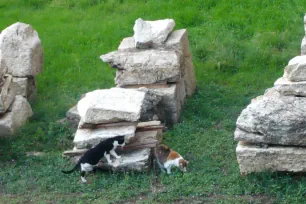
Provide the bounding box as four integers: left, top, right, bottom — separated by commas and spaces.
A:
113, 136, 126, 149
179, 159, 189, 172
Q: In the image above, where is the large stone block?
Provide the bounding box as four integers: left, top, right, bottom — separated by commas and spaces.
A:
274, 77, 306, 96
101, 50, 181, 86
97, 148, 152, 172
283, 55, 306, 82
73, 122, 136, 149
117, 29, 196, 96
0, 75, 17, 114
77, 88, 160, 124
0, 51, 7, 77
0, 22, 43, 77
12, 77, 36, 100
153, 80, 186, 125
235, 95, 306, 146
165, 29, 196, 96
0, 95, 33, 137
236, 142, 306, 175
125, 79, 186, 125
133, 18, 175, 48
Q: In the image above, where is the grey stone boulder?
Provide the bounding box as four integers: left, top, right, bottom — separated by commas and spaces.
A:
77, 88, 156, 124
0, 22, 43, 77
274, 77, 306, 96
117, 29, 196, 96
302, 36, 306, 55
283, 55, 306, 82
152, 79, 186, 125
235, 95, 306, 146
73, 122, 136, 149
0, 75, 17, 114
0, 95, 33, 137
12, 77, 36, 100
236, 142, 306, 175
165, 29, 196, 96
0, 51, 7, 77
133, 18, 175, 48
97, 148, 152, 172
101, 50, 181, 86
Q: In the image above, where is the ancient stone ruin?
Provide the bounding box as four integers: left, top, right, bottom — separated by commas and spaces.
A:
235, 14, 306, 175
0, 22, 43, 137
63, 18, 196, 172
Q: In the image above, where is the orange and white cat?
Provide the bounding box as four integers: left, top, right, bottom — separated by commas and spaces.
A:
154, 144, 189, 174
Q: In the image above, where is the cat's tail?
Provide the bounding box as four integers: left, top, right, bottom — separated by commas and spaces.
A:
61, 163, 80, 174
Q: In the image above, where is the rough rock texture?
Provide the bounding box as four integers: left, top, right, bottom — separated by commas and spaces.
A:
77, 88, 159, 124
97, 148, 152, 172
12, 77, 36, 100
0, 95, 33, 137
164, 29, 196, 96
118, 37, 135, 51
101, 50, 181, 86
0, 51, 7, 77
116, 29, 196, 96
65, 105, 80, 129
73, 123, 136, 148
235, 95, 306, 146
236, 142, 306, 175
274, 77, 306, 96
125, 80, 186, 125
283, 55, 306, 82
133, 18, 175, 48
153, 80, 186, 125
0, 75, 17, 114
302, 36, 306, 55
0, 22, 43, 77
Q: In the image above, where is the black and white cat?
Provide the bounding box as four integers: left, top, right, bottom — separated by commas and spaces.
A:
62, 136, 125, 183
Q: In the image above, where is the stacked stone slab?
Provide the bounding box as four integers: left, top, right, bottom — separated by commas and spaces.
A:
0, 22, 43, 137
235, 17, 306, 175
101, 18, 196, 125
64, 87, 163, 171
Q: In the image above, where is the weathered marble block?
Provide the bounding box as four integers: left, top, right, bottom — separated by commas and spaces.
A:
97, 148, 152, 172
0, 95, 33, 137
101, 50, 181, 86
133, 18, 175, 48
77, 88, 160, 124
236, 142, 306, 175
12, 77, 36, 100
73, 122, 137, 149
235, 95, 306, 146
283, 55, 306, 82
0, 22, 43, 77
0, 75, 17, 114
117, 29, 196, 96
274, 77, 306, 96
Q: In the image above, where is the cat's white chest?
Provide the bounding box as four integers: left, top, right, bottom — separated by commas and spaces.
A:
81, 163, 94, 172
164, 157, 181, 168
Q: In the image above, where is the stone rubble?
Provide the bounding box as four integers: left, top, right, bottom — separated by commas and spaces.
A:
235, 15, 306, 174
133, 18, 175, 48
64, 18, 196, 172
0, 22, 42, 137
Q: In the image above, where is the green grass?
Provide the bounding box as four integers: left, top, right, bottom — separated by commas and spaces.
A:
1, 0, 306, 203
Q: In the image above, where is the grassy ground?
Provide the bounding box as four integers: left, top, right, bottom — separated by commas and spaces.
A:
1, 0, 306, 203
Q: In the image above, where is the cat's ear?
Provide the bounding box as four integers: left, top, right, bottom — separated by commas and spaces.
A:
185, 160, 189, 164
